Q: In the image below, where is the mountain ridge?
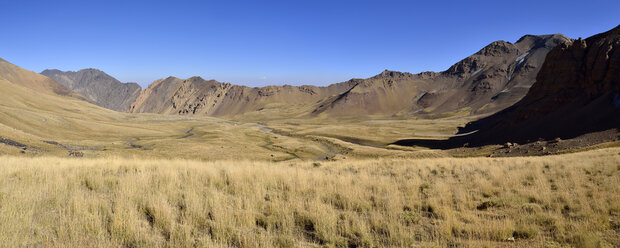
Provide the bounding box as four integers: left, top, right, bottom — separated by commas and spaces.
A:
39, 33, 571, 119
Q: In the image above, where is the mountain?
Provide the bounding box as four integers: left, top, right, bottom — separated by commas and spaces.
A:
37, 33, 569, 119
41, 69, 142, 112
128, 76, 356, 116
448, 25, 620, 146
312, 34, 570, 117
126, 33, 568, 118
0, 57, 256, 160
0, 57, 133, 151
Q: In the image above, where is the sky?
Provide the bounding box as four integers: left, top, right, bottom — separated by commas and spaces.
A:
1, 0, 619, 88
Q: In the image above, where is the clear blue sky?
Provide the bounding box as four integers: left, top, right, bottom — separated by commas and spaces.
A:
1, 0, 619, 87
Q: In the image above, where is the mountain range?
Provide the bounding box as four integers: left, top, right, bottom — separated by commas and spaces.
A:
42, 34, 570, 119
2, 25, 620, 153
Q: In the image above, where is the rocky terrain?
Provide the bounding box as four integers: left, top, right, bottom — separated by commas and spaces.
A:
41, 69, 142, 111
128, 76, 356, 116
452, 25, 620, 147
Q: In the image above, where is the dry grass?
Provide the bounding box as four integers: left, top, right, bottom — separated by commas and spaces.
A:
0, 77, 464, 161
0, 71, 481, 164
0, 148, 618, 247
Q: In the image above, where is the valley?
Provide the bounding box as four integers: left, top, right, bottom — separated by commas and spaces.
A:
0, 23, 619, 247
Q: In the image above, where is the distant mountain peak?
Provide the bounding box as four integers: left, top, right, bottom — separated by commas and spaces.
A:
371, 70, 413, 79
41, 69, 142, 111
79, 68, 105, 73
475, 40, 517, 56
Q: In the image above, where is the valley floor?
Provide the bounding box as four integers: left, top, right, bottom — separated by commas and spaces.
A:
0, 148, 619, 247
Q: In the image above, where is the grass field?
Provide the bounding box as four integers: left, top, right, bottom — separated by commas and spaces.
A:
1, 65, 619, 248
0, 148, 618, 247
0, 77, 463, 162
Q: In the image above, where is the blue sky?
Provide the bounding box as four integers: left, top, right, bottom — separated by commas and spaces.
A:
1, 0, 619, 87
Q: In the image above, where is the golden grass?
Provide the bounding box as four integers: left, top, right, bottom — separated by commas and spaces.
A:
0, 77, 465, 161
0, 148, 618, 247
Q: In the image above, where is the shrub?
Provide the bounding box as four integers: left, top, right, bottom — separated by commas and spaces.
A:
513, 224, 538, 239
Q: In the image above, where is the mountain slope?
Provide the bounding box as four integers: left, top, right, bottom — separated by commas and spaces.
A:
312, 34, 570, 117
41, 69, 142, 111
0, 58, 339, 161
0, 58, 138, 152
129, 76, 357, 117
40, 33, 569, 119
127, 33, 568, 118
454, 25, 620, 146
0, 58, 79, 98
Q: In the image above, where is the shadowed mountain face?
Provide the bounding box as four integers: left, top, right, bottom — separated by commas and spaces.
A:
402, 25, 620, 148
41, 69, 142, 112
317, 34, 570, 118
127, 34, 569, 118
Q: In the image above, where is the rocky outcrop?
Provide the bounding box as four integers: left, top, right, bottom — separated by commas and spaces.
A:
455, 25, 620, 145
41, 69, 142, 111
129, 76, 357, 116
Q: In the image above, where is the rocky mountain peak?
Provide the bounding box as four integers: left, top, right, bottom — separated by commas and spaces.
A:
41, 69, 142, 112
476, 40, 517, 57
372, 70, 414, 79
455, 25, 620, 145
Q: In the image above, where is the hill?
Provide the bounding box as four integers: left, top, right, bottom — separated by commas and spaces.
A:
0, 58, 81, 98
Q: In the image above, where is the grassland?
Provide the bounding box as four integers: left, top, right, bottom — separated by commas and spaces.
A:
2, 66, 619, 247
0, 148, 618, 247
0, 77, 463, 162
